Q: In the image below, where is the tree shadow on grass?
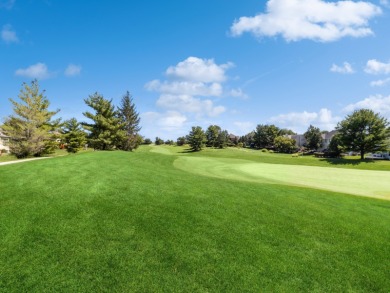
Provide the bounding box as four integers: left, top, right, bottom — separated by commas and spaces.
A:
178, 148, 198, 153
319, 158, 375, 166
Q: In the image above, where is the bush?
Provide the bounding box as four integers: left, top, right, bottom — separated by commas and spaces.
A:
261, 148, 268, 152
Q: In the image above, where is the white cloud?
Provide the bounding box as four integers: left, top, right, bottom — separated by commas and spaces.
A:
15, 63, 53, 80
166, 56, 233, 83
1, 24, 18, 43
365, 59, 390, 75
145, 80, 223, 97
330, 62, 354, 74
0, 0, 15, 9
142, 111, 187, 131
64, 64, 82, 77
233, 121, 255, 135
229, 88, 249, 99
370, 77, 390, 87
344, 95, 390, 117
156, 95, 226, 117
380, 0, 390, 8
230, 0, 382, 42
270, 108, 339, 132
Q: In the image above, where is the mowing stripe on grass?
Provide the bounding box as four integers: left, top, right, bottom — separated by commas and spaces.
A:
174, 156, 390, 200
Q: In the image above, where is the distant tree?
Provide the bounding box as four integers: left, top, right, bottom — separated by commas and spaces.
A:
82, 93, 122, 150
228, 134, 239, 146
155, 137, 164, 145
187, 126, 206, 151
217, 130, 229, 149
62, 118, 87, 153
176, 136, 187, 146
279, 128, 296, 136
337, 109, 389, 159
274, 136, 296, 153
206, 125, 221, 147
240, 131, 255, 148
325, 134, 344, 158
143, 138, 152, 145
254, 124, 280, 149
165, 139, 174, 145
304, 125, 323, 150
117, 91, 141, 151
3, 80, 60, 158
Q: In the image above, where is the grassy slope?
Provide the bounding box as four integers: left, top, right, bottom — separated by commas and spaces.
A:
0, 147, 389, 292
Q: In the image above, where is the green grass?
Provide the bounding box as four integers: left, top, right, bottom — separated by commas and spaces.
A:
0, 146, 389, 292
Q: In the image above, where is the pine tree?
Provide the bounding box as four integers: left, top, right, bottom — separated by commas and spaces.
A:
3, 80, 60, 158
62, 118, 86, 153
82, 93, 122, 150
187, 126, 206, 151
117, 91, 141, 151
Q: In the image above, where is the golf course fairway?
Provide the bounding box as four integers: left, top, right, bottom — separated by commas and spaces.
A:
174, 156, 390, 200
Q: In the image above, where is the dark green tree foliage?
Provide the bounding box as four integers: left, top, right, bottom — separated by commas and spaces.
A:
337, 109, 389, 159
206, 125, 221, 147
117, 92, 141, 151
83, 93, 122, 150
274, 136, 296, 153
188, 126, 206, 151
62, 118, 86, 153
143, 138, 152, 145
325, 134, 344, 158
3, 80, 60, 158
239, 131, 255, 148
155, 137, 164, 145
304, 125, 323, 150
254, 124, 280, 149
176, 136, 187, 146
217, 130, 229, 149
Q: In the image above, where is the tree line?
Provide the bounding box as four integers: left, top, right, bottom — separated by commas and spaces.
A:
2, 80, 389, 160
1, 80, 141, 158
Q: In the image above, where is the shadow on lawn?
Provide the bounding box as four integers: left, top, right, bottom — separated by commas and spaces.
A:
320, 158, 375, 166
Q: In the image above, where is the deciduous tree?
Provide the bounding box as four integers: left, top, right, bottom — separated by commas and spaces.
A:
337, 109, 389, 159
304, 125, 323, 151
254, 124, 280, 149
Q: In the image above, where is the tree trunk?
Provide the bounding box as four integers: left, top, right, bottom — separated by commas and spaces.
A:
360, 150, 364, 160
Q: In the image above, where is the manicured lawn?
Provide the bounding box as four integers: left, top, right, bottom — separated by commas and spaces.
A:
0, 146, 389, 292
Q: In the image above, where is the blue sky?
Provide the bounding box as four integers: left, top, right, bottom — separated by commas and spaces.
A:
1, 0, 390, 139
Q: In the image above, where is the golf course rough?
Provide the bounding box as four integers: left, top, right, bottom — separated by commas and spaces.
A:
174, 156, 390, 200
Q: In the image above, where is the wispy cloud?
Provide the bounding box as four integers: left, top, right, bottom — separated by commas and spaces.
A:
230, 0, 382, 42
330, 62, 355, 74
0, 0, 15, 9
370, 77, 390, 87
1, 24, 18, 44
64, 64, 82, 77
15, 63, 53, 80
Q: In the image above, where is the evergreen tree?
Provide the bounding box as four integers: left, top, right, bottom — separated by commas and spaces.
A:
62, 118, 87, 153
117, 91, 141, 151
254, 124, 280, 149
3, 80, 60, 158
187, 126, 206, 151
216, 130, 229, 149
176, 136, 187, 146
304, 125, 323, 150
82, 93, 122, 150
337, 109, 389, 159
206, 125, 221, 147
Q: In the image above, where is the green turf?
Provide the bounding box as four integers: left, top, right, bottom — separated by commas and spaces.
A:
0, 146, 389, 292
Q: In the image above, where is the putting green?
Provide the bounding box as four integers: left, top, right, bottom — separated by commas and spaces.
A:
174, 156, 390, 200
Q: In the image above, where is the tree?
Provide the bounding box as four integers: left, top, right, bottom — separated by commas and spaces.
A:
143, 138, 152, 145
337, 109, 389, 159
176, 136, 187, 146
254, 124, 280, 149
82, 93, 122, 150
3, 80, 60, 158
217, 130, 229, 149
304, 125, 323, 150
325, 134, 344, 158
155, 137, 164, 145
206, 125, 221, 147
274, 136, 296, 153
187, 126, 206, 151
117, 91, 141, 151
62, 118, 87, 153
